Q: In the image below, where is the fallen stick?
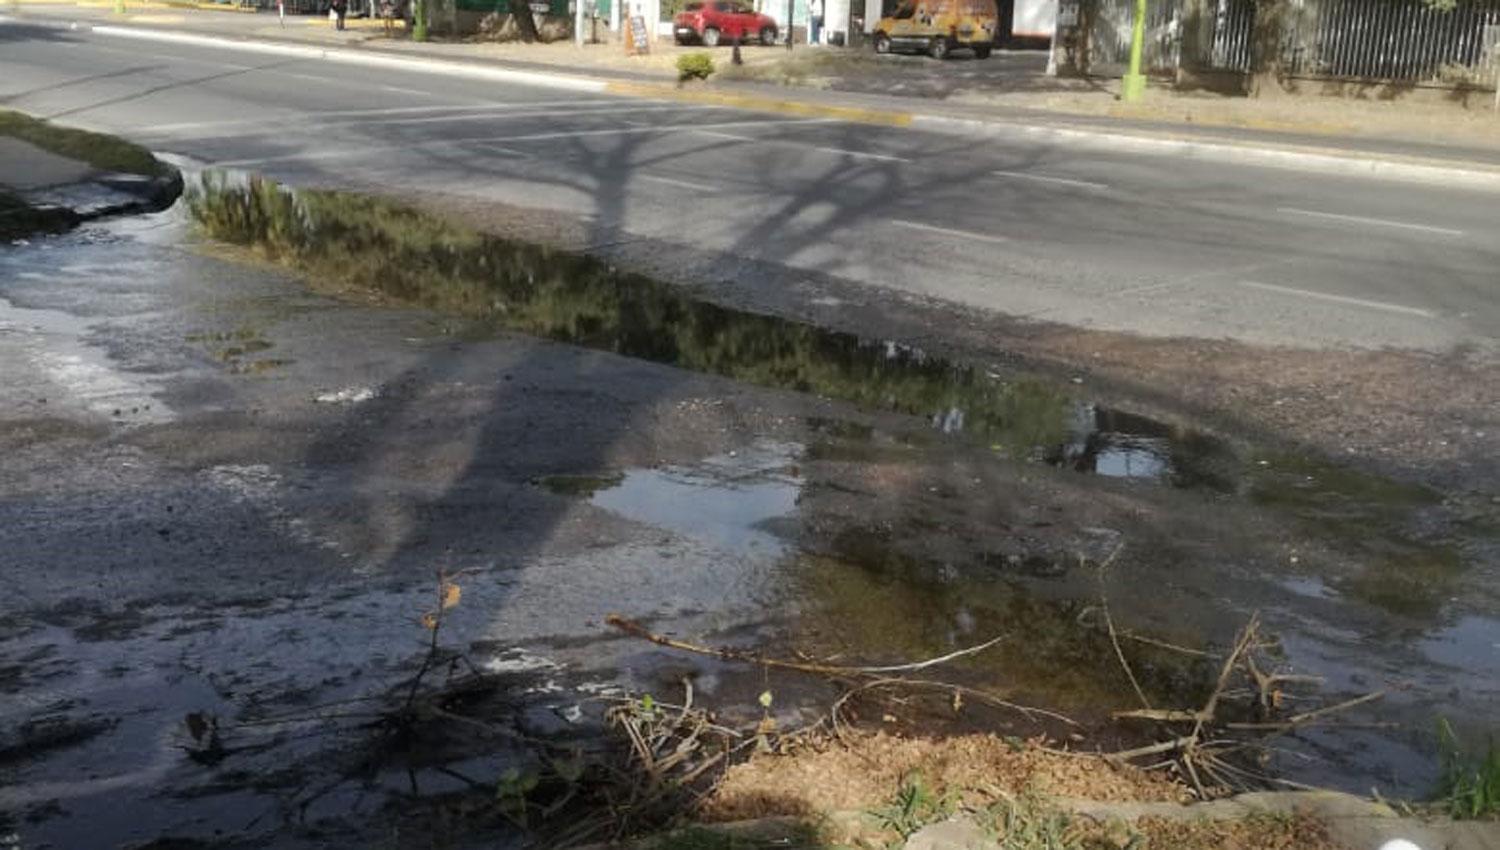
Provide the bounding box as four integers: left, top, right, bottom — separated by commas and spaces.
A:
1104, 735, 1200, 762
604, 614, 1004, 677
842, 676, 1079, 727
1113, 708, 1211, 723
1224, 691, 1386, 731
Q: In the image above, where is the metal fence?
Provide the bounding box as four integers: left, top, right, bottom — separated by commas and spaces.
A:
1086, 0, 1183, 72
1080, 0, 1500, 87
1289, 0, 1500, 82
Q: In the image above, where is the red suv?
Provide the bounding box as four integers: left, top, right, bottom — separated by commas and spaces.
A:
674, 1, 779, 46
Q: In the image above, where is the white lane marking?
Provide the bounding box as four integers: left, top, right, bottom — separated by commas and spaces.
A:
212, 118, 834, 167
812, 145, 909, 163
144, 99, 630, 133
639, 174, 716, 192
475, 144, 532, 158
991, 170, 1108, 190
1239, 280, 1439, 319
694, 129, 759, 142
1110, 280, 1180, 298
380, 84, 432, 96
695, 128, 908, 162
1277, 207, 1465, 237
889, 219, 1010, 245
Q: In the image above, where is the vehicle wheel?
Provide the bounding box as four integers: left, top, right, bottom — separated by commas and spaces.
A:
759, 25, 777, 45
973, 43, 992, 58
873, 31, 891, 53
702, 26, 721, 46
928, 37, 949, 58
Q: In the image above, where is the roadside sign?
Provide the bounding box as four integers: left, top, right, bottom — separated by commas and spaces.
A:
625, 11, 651, 53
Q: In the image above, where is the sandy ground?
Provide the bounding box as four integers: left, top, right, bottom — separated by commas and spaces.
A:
704, 732, 1189, 821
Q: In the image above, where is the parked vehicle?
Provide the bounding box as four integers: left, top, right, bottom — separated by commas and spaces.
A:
673, 0, 780, 46
871, 0, 998, 58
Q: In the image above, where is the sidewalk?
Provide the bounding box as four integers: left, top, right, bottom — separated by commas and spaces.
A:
8, 0, 1500, 183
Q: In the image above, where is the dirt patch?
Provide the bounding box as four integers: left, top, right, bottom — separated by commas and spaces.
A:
702, 732, 1188, 821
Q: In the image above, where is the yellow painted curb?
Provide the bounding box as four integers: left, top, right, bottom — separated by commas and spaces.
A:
606, 80, 913, 127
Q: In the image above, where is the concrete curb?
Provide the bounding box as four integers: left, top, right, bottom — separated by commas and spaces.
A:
912, 113, 1500, 193
18, 167, 183, 219
4, 167, 182, 239
13, 14, 1500, 191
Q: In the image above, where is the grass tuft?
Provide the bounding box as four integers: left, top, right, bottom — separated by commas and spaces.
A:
1438, 718, 1500, 819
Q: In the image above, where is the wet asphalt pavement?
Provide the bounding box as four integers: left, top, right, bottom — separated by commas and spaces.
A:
0, 194, 1498, 847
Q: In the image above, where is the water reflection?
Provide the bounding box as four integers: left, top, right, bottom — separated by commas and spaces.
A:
1047, 405, 1239, 491
185, 172, 1238, 487
588, 442, 802, 557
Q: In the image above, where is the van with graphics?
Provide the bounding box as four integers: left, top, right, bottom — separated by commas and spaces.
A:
872, 0, 998, 58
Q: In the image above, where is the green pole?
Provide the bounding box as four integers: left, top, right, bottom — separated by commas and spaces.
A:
1120, 0, 1146, 101
412, 0, 428, 40
115, 0, 125, 14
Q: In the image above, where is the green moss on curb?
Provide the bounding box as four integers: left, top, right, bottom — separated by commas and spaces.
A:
0, 109, 170, 178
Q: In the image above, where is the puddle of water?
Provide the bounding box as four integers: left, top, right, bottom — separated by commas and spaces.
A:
1244, 452, 1472, 619
1422, 615, 1500, 684
587, 442, 802, 558
780, 548, 1215, 714
72, 169, 1484, 804
184, 172, 1235, 486
0, 293, 174, 425
1049, 404, 1239, 491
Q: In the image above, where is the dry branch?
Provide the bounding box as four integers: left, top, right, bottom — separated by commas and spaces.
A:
604, 614, 1004, 677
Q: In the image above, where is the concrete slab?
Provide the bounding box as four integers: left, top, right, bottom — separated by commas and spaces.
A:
0, 136, 100, 190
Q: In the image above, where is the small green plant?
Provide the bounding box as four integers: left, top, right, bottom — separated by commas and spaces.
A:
984, 792, 1086, 850
676, 52, 716, 82
872, 772, 956, 839
1437, 719, 1500, 819
495, 766, 542, 827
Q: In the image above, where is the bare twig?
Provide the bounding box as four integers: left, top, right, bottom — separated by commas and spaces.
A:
1104, 736, 1201, 762
1224, 691, 1386, 731
1118, 632, 1213, 658
1094, 544, 1151, 712
605, 614, 1004, 677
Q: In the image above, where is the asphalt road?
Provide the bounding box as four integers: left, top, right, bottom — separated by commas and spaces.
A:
2, 16, 1498, 354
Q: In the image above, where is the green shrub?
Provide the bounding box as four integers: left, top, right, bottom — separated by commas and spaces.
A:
676, 52, 715, 82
